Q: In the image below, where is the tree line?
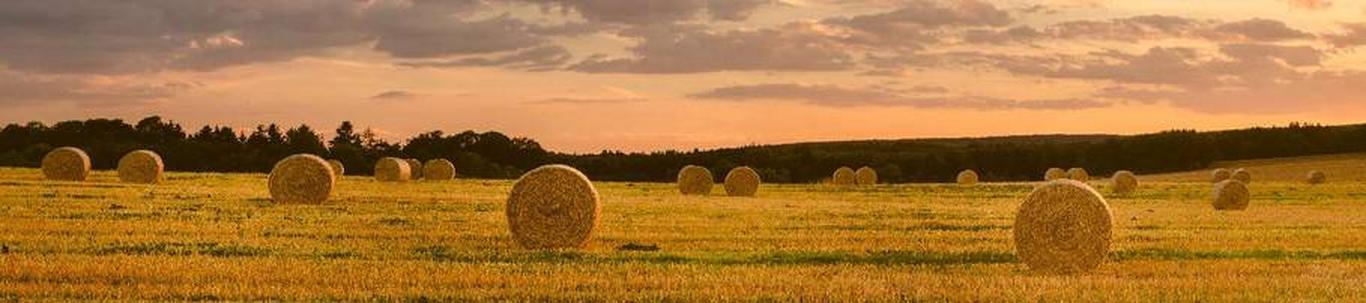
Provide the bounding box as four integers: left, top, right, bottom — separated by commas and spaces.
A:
3, 116, 1363, 183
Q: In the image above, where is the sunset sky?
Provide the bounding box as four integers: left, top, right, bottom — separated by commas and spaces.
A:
2, 0, 1365, 153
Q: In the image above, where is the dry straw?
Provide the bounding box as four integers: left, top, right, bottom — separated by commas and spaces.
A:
424, 159, 456, 181
1212, 179, 1250, 210
41, 147, 91, 181
1111, 170, 1138, 195
406, 158, 424, 179
832, 166, 856, 186
724, 166, 761, 197
327, 160, 345, 178
957, 169, 979, 186
855, 166, 878, 185
374, 157, 412, 182
117, 150, 163, 184
1067, 167, 1090, 182
1306, 171, 1326, 184
1045, 168, 1067, 181
1013, 179, 1113, 273
676, 165, 714, 195
505, 164, 600, 249
268, 154, 334, 204
1231, 169, 1252, 184
1211, 168, 1232, 183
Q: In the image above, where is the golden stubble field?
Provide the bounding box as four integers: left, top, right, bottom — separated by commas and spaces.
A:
1, 155, 1365, 301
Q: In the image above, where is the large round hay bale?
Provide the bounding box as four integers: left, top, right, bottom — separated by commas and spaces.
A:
1067, 168, 1090, 182
405, 158, 424, 179
117, 150, 163, 184
956, 169, 979, 186
423, 159, 456, 181
724, 166, 761, 197
268, 154, 334, 204
855, 166, 877, 185
505, 164, 599, 249
327, 159, 345, 177
676, 165, 714, 195
1212, 179, 1250, 210
1045, 168, 1067, 181
1013, 180, 1113, 273
832, 166, 856, 186
1211, 168, 1231, 183
1111, 170, 1138, 195
374, 157, 412, 182
1231, 169, 1252, 184
41, 147, 91, 182
1306, 171, 1326, 184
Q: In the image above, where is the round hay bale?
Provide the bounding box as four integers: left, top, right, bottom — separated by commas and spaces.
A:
1045, 168, 1067, 181
1231, 169, 1252, 184
832, 166, 856, 186
327, 159, 345, 177
374, 157, 412, 182
405, 158, 424, 179
1067, 168, 1090, 182
41, 147, 91, 182
1211, 168, 1232, 183
268, 154, 334, 204
116, 150, 163, 184
724, 166, 761, 197
956, 169, 979, 186
1111, 170, 1138, 195
855, 166, 878, 185
1013, 180, 1113, 273
1212, 179, 1250, 211
1306, 171, 1326, 184
423, 159, 456, 181
505, 164, 600, 249
676, 165, 714, 195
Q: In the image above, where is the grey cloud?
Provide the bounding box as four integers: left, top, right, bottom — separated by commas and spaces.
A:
0, 71, 194, 106
964, 15, 1313, 44
570, 22, 855, 73
400, 45, 573, 71
522, 0, 774, 25
370, 90, 416, 100
1326, 23, 1366, 48
688, 83, 1110, 110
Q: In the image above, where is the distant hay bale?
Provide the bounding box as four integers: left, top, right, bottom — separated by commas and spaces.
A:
268, 154, 334, 204
1306, 171, 1326, 184
676, 165, 714, 195
724, 166, 761, 197
832, 166, 856, 186
1111, 170, 1138, 195
41, 147, 91, 182
505, 164, 600, 249
1045, 168, 1067, 181
1013, 180, 1113, 273
374, 157, 412, 182
855, 166, 878, 185
1212, 179, 1250, 211
405, 158, 424, 179
327, 160, 345, 177
116, 150, 163, 184
1211, 168, 1232, 183
1231, 169, 1252, 184
956, 169, 979, 186
423, 159, 456, 181
1067, 168, 1090, 182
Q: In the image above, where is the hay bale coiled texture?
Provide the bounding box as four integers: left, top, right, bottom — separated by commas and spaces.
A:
832, 166, 856, 186
41, 147, 91, 182
1067, 168, 1090, 182
505, 164, 600, 249
1045, 168, 1067, 181
117, 150, 164, 184
1013, 180, 1113, 273
374, 157, 412, 182
956, 169, 979, 186
855, 166, 878, 185
405, 158, 424, 179
676, 165, 714, 195
424, 159, 456, 181
1231, 169, 1252, 184
724, 166, 761, 197
1306, 171, 1326, 184
1110, 170, 1138, 194
268, 154, 334, 204
1211, 168, 1231, 183
327, 160, 345, 177
1212, 180, 1250, 211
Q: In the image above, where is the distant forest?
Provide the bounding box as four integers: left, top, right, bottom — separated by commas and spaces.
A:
2, 116, 1364, 183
